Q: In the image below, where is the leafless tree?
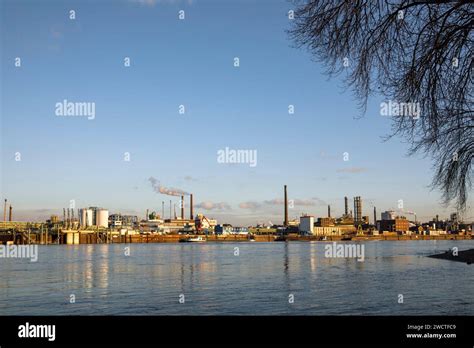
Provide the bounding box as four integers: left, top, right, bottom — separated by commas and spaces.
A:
290, 0, 473, 211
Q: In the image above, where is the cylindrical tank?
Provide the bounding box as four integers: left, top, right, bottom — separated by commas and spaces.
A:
80, 209, 94, 227
80, 209, 86, 227
96, 209, 109, 228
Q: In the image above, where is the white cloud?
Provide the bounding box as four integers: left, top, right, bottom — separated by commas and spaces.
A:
238, 201, 262, 210
264, 198, 316, 206
195, 201, 231, 211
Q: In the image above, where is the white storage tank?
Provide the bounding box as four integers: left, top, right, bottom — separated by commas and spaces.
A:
80, 208, 93, 227
96, 209, 109, 228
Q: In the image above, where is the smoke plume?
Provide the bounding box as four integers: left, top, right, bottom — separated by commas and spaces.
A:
148, 177, 189, 196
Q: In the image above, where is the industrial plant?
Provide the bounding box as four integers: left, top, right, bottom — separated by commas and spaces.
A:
0, 186, 472, 245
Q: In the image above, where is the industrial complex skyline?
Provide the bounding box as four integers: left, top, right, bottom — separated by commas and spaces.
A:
3, 185, 471, 227
1, 0, 473, 225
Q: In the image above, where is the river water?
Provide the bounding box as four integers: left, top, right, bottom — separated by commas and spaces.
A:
0, 241, 473, 315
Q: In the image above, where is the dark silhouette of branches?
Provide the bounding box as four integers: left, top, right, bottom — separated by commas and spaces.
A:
290, 0, 473, 210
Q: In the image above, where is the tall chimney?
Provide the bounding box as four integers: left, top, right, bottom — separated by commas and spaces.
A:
146, 209, 149, 221
169, 200, 172, 219
181, 195, 184, 220
284, 185, 288, 226
9, 205, 12, 222
3, 199, 7, 222
190, 194, 194, 220
344, 196, 348, 216
162, 201, 164, 219
373, 206, 377, 225
353, 196, 362, 224
328, 205, 331, 218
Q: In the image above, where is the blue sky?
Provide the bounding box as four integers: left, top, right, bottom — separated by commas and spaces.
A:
1, 0, 472, 224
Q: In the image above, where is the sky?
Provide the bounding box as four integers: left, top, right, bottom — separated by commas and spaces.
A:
1, 0, 472, 225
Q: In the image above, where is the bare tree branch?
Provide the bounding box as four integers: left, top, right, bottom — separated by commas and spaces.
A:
289, 0, 474, 210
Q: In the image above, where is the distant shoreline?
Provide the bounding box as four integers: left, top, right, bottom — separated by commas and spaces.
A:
429, 248, 474, 264
1, 232, 472, 245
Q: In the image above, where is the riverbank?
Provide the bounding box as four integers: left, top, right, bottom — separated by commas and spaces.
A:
428, 248, 474, 264
1, 231, 472, 245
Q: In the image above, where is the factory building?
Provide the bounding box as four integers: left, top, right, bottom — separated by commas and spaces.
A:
287, 219, 299, 227
109, 214, 138, 228
299, 215, 314, 234
312, 227, 344, 236
338, 216, 354, 225
215, 225, 249, 235
378, 217, 410, 233
381, 210, 397, 220
317, 217, 335, 227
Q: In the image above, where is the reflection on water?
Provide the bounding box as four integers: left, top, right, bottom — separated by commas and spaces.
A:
0, 241, 473, 315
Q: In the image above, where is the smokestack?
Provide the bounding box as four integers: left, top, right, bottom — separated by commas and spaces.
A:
181, 195, 184, 220
3, 199, 7, 222
284, 185, 288, 226
169, 200, 172, 219
9, 205, 12, 222
146, 209, 149, 221
353, 196, 362, 223
162, 201, 164, 219
190, 194, 194, 220
344, 196, 348, 216
328, 205, 331, 218
174, 204, 177, 219
373, 206, 377, 225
